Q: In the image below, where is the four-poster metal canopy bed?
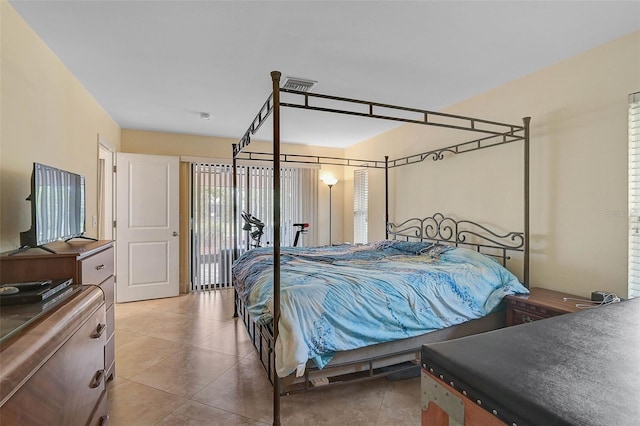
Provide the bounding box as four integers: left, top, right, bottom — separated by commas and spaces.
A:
232, 71, 530, 425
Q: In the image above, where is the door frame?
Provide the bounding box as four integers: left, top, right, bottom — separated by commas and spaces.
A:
97, 136, 115, 240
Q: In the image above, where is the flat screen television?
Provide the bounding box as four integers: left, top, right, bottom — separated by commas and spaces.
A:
19, 162, 87, 249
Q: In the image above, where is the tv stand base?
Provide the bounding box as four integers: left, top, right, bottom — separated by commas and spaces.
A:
65, 235, 99, 243
8, 245, 57, 256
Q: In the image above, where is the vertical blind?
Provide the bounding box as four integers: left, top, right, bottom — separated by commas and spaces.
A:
191, 163, 235, 291
191, 162, 318, 291
354, 169, 369, 244
629, 92, 640, 298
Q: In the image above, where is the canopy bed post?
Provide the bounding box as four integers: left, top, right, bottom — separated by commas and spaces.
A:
523, 116, 531, 288
270, 70, 282, 426
232, 144, 239, 317
385, 155, 389, 239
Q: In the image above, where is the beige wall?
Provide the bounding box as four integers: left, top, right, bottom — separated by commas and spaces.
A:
121, 129, 346, 246
0, 1, 122, 253
347, 30, 640, 298
4, 0, 637, 299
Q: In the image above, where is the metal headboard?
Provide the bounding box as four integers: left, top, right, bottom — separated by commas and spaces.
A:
386, 213, 524, 268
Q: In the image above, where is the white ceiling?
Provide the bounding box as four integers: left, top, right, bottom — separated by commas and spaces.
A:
9, 1, 640, 148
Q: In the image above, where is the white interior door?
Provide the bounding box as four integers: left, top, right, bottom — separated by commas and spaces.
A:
116, 153, 179, 302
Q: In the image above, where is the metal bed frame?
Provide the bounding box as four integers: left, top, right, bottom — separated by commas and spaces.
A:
387, 212, 525, 267
231, 71, 530, 425
233, 212, 524, 390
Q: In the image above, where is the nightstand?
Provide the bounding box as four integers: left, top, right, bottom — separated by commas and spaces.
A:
505, 287, 583, 326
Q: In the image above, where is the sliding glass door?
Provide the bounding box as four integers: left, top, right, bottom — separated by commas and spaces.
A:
191, 162, 317, 291
191, 163, 235, 291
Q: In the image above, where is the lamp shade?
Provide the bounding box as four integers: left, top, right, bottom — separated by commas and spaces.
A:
322, 176, 338, 186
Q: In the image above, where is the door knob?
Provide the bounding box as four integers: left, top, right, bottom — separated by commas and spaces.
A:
172, 231, 178, 237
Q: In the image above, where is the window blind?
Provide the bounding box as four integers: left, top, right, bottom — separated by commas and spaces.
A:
191, 163, 235, 291
241, 166, 318, 248
354, 169, 369, 244
191, 163, 317, 291
629, 92, 640, 298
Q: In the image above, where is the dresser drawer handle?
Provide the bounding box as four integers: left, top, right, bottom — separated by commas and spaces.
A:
522, 315, 534, 323
95, 264, 106, 270
89, 369, 105, 389
92, 323, 107, 339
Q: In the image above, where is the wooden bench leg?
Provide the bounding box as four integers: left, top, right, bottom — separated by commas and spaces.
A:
421, 369, 505, 426
422, 401, 451, 426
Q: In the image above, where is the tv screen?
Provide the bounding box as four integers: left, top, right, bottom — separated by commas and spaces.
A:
20, 162, 86, 248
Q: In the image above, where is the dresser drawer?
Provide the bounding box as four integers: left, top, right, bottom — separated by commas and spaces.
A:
507, 307, 546, 326
80, 246, 114, 285
1, 300, 106, 425
105, 332, 115, 381
87, 390, 108, 426
106, 303, 114, 338
505, 288, 583, 327
100, 276, 115, 309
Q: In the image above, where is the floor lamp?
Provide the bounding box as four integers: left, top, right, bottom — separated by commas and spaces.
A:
322, 176, 338, 245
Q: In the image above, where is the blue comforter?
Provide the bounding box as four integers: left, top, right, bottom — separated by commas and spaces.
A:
232, 241, 528, 378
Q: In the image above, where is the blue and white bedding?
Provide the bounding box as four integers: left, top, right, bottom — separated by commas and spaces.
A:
232, 240, 529, 378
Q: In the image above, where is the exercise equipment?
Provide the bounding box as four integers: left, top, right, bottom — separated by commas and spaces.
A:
242, 212, 309, 248
242, 211, 265, 248
293, 223, 309, 247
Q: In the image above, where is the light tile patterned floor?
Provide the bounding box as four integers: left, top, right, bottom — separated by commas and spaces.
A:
107, 289, 421, 425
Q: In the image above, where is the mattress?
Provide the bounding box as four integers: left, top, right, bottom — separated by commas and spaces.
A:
233, 240, 528, 378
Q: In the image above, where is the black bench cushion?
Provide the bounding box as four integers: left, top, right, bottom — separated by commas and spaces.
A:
421, 297, 640, 426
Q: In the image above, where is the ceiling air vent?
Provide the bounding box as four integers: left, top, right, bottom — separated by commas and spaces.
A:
282, 76, 317, 92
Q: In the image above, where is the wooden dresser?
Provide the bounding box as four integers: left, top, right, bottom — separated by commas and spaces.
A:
505, 287, 583, 326
0, 240, 116, 381
0, 286, 107, 425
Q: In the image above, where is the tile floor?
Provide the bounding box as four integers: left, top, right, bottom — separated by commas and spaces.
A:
107, 289, 421, 425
